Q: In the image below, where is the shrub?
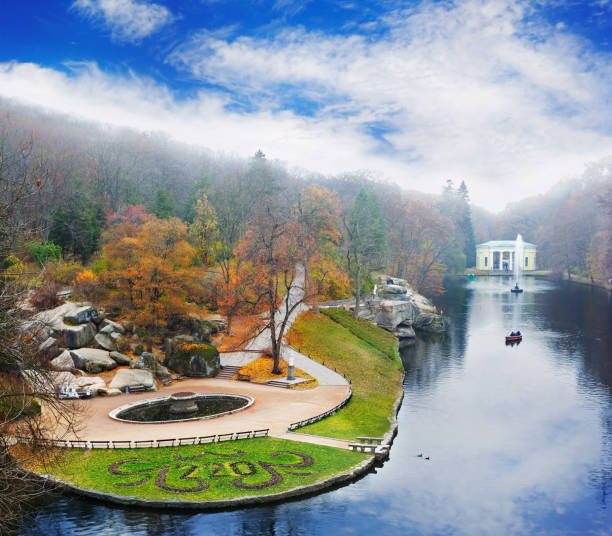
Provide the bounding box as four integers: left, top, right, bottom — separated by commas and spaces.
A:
73, 269, 99, 298
133, 344, 144, 356
43, 259, 84, 286
28, 241, 61, 266
29, 281, 64, 310
116, 336, 131, 353
0, 397, 41, 421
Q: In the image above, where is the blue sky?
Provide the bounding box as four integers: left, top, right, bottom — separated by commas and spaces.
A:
1, 0, 612, 209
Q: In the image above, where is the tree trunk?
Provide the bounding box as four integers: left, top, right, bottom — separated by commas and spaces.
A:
354, 264, 361, 319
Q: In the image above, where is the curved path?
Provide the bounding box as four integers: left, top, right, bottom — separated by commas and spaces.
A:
56, 379, 350, 448
48, 265, 350, 450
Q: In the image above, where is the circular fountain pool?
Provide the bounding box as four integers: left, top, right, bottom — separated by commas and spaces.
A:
109, 392, 254, 423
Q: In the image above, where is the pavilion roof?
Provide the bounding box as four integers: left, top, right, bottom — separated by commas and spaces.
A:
476, 240, 537, 248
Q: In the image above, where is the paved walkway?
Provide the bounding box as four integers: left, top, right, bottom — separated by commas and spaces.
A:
46, 265, 350, 451
53, 379, 350, 446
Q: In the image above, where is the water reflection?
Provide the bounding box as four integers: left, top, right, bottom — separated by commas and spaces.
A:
17, 277, 612, 536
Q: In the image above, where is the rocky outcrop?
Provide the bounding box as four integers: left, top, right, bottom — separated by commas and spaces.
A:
99, 319, 125, 334
50, 350, 76, 372
109, 351, 132, 366
64, 305, 98, 325
94, 332, 117, 352
109, 369, 157, 392
39, 337, 61, 359
131, 352, 158, 371
64, 323, 95, 349
413, 313, 447, 333
164, 343, 219, 378
70, 348, 117, 374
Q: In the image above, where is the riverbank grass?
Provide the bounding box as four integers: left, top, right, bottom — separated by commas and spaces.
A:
20, 437, 366, 501
287, 310, 403, 440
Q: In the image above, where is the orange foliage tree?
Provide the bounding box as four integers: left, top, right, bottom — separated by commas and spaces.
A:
101, 215, 201, 335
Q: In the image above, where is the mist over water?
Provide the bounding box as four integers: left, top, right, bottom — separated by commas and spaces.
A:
17, 277, 612, 536
514, 233, 524, 284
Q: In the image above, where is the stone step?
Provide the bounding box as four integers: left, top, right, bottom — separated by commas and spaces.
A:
216, 365, 241, 379
265, 380, 291, 389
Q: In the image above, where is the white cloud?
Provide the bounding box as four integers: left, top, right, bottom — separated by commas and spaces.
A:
71, 0, 174, 42
2, 0, 612, 210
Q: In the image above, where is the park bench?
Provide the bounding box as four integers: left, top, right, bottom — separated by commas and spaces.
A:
90, 441, 110, 449
348, 443, 378, 454
70, 440, 88, 448
112, 440, 132, 449
356, 437, 384, 445
157, 438, 175, 447
217, 433, 234, 442
51, 439, 67, 448
236, 373, 251, 381
178, 437, 196, 446
252, 429, 269, 437
197, 435, 216, 444
235, 431, 252, 440
126, 384, 146, 393
161, 377, 173, 386
134, 440, 154, 448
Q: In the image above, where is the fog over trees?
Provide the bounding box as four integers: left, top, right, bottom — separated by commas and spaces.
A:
1, 96, 611, 293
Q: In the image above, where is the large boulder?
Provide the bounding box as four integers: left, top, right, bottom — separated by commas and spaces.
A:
73, 375, 106, 395
201, 313, 227, 333
393, 324, 416, 339
100, 319, 125, 334
167, 313, 216, 342
50, 350, 76, 371
372, 300, 419, 331
64, 323, 95, 349
70, 348, 117, 374
413, 313, 447, 333
39, 337, 61, 359
156, 365, 172, 381
109, 369, 157, 392
94, 332, 117, 352
164, 342, 220, 378
131, 352, 158, 371
379, 284, 408, 296
109, 351, 132, 366
64, 305, 98, 325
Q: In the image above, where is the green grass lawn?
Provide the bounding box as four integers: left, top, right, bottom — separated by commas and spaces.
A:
320, 307, 399, 360
30, 437, 366, 501
287, 311, 403, 440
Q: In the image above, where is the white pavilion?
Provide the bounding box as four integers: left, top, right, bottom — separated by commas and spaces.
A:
476, 240, 537, 272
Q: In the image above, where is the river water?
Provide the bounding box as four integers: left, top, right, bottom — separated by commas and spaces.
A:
17, 277, 612, 535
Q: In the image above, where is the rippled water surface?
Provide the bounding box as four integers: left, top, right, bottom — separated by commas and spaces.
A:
18, 277, 612, 535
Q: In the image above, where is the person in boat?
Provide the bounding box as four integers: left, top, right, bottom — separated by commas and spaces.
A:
516, 330, 521, 336
510, 331, 516, 337
514, 282, 520, 290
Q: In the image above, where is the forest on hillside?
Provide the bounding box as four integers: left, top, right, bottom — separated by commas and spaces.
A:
1, 96, 611, 342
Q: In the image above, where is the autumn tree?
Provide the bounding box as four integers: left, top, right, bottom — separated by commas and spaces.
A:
344, 188, 387, 318
102, 216, 200, 336
294, 185, 342, 312
189, 192, 218, 265
236, 191, 304, 374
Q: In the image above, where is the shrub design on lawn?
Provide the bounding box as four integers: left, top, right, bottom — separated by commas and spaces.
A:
108, 451, 314, 493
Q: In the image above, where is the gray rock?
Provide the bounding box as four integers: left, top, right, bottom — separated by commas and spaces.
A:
131, 352, 158, 371
380, 284, 408, 295
110, 332, 122, 342
75, 376, 106, 388
100, 319, 125, 334
70, 348, 117, 374
372, 300, 419, 331
201, 314, 227, 332
39, 337, 61, 359
109, 351, 132, 366
109, 369, 157, 392
50, 350, 76, 371
98, 387, 121, 396
94, 332, 117, 352
64, 305, 98, 325
413, 313, 447, 333
393, 324, 416, 339
156, 365, 172, 381
64, 323, 95, 349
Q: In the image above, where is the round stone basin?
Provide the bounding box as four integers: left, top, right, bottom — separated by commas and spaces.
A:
109, 393, 254, 423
